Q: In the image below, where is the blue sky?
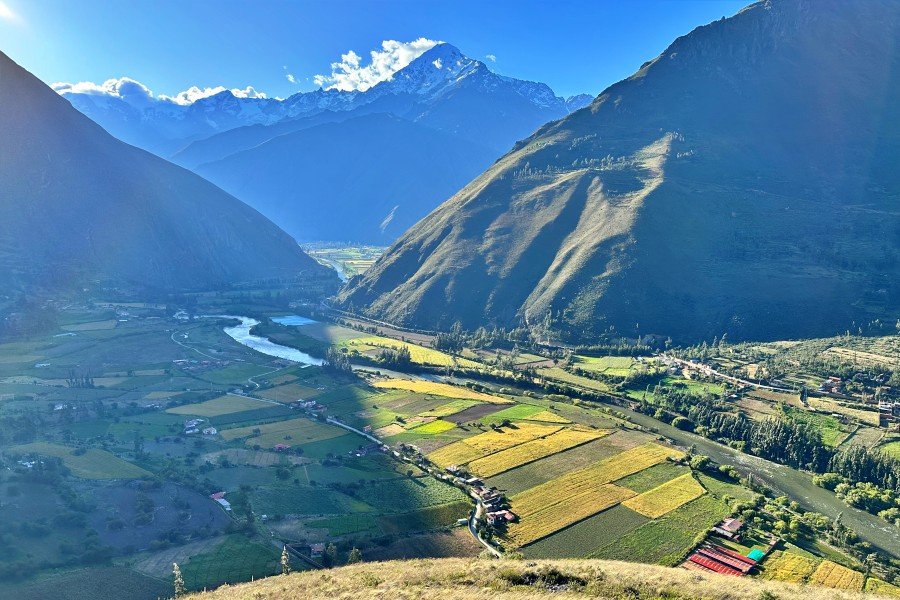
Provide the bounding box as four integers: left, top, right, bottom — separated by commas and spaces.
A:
1, 0, 748, 99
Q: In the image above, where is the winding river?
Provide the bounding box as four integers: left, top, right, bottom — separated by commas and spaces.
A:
209, 315, 324, 366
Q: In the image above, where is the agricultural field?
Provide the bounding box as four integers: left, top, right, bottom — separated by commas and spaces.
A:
166, 394, 272, 416
218, 416, 347, 447
342, 336, 480, 367
808, 560, 865, 591
408, 419, 457, 435
466, 428, 607, 478
504, 443, 683, 547
620, 473, 706, 518
7, 442, 150, 479
427, 422, 563, 467
372, 378, 509, 402
760, 550, 820, 583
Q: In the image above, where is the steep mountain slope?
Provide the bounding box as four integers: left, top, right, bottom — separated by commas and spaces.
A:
0, 51, 332, 294
186, 558, 879, 600
338, 0, 900, 343
195, 113, 497, 242
59, 44, 591, 243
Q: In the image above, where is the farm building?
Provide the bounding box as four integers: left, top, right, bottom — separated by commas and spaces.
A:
273, 443, 290, 452
202, 427, 218, 435
209, 491, 226, 501
682, 543, 758, 577
215, 498, 232, 511
310, 543, 326, 558
712, 517, 744, 540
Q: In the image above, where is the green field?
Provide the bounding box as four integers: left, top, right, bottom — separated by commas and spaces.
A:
219, 416, 346, 448
591, 493, 729, 566
8, 442, 150, 479
878, 440, 900, 459
180, 535, 282, 591
355, 477, 468, 513
167, 394, 272, 416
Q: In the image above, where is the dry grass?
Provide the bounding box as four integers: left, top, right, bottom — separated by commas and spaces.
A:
809, 560, 865, 591
185, 557, 881, 600
621, 473, 706, 518
467, 428, 608, 478
427, 423, 563, 467
219, 417, 345, 448
373, 379, 510, 403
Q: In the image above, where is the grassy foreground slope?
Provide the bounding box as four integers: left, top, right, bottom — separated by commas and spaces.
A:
188, 558, 882, 600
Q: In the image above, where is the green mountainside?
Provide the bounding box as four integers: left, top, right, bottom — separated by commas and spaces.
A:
339, 0, 900, 342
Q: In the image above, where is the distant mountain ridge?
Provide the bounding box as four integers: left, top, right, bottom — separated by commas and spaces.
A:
0, 51, 333, 295
338, 0, 900, 343
58, 44, 592, 243
60, 43, 590, 159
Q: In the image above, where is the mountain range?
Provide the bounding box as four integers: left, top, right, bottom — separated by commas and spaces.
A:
0, 51, 332, 295
59, 44, 592, 242
338, 0, 900, 343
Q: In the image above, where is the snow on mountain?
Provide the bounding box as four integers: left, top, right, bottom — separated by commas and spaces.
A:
57, 43, 588, 158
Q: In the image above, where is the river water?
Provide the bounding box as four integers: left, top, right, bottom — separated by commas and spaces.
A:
208, 315, 324, 366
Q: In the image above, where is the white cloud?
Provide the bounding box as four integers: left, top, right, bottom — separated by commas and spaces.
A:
53, 77, 268, 106
52, 77, 157, 107
0, 1, 21, 24
314, 37, 441, 92
485, 54, 497, 62
286, 73, 296, 84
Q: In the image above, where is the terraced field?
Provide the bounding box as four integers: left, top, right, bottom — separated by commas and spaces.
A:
466, 428, 608, 478
808, 560, 865, 591
166, 394, 271, 416
219, 416, 347, 447
504, 443, 683, 547
427, 423, 562, 467
506, 483, 635, 546
621, 473, 706, 518
372, 379, 510, 402
760, 550, 820, 583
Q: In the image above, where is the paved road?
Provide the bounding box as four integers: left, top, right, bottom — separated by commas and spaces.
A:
619, 405, 900, 557
661, 354, 795, 393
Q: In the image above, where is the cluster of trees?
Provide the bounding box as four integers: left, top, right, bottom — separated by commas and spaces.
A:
376, 345, 411, 367
323, 347, 352, 373
636, 390, 830, 471
814, 447, 900, 524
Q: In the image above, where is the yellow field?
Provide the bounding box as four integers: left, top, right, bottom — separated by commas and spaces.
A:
760, 551, 820, 583
523, 410, 571, 424
220, 417, 346, 448
346, 336, 481, 367
621, 473, 706, 518
505, 483, 635, 546
865, 578, 900, 597
258, 383, 321, 402
808, 560, 864, 591
419, 400, 480, 418
427, 423, 563, 467
509, 443, 683, 518
166, 395, 271, 417
467, 428, 608, 478
373, 379, 510, 403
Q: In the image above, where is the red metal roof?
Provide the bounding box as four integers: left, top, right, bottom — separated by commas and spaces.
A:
708, 544, 757, 566
688, 554, 743, 577
696, 547, 753, 573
